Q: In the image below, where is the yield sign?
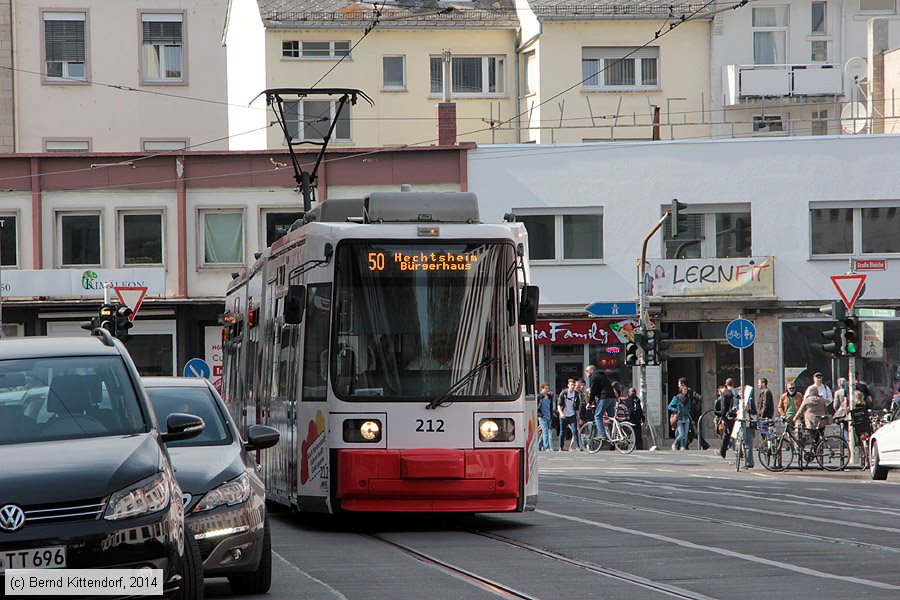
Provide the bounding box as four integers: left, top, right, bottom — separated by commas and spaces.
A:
114, 286, 148, 321
831, 274, 866, 311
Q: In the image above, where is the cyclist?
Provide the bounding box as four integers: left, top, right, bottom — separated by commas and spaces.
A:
589, 367, 617, 444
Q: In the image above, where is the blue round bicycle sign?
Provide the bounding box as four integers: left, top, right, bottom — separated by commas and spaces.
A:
726, 318, 756, 349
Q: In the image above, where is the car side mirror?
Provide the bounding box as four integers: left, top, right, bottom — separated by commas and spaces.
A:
284, 284, 306, 325
245, 424, 280, 451
161, 413, 205, 443
519, 285, 540, 325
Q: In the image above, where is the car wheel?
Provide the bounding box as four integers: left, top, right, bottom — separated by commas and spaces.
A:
176, 532, 204, 600
228, 517, 272, 595
871, 441, 889, 481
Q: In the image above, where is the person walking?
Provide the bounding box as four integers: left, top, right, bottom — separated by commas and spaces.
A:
624, 387, 645, 450
717, 378, 738, 459
757, 378, 774, 420
668, 383, 692, 450
778, 382, 803, 422
735, 384, 757, 468
557, 379, 582, 451
589, 367, 617, 444
676, 377, 698, 449
537, 382, 554, 452
805, 372, 833, 405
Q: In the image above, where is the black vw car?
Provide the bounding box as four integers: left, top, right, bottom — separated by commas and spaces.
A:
143, 377, 279, 595
0, 332, 205, 599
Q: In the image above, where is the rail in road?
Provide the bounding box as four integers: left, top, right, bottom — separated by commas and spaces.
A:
223, 452, 900, 600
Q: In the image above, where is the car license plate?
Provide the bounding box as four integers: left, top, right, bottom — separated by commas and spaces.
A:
0, 546, 67, 573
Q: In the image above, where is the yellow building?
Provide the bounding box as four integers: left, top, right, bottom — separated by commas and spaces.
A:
225, 1, 715, 149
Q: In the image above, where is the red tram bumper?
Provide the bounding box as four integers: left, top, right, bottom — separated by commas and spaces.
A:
336, 449, 521, 512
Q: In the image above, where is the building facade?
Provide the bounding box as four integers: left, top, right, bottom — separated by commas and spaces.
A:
0, 145, 470, 380
468, 135, 900, 429
10, 0, 230, 152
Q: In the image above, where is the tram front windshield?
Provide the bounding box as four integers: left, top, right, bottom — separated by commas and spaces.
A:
333, 241, 522, 401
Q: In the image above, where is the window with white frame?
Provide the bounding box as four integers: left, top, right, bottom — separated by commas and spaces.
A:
582, 47, 659, 90
810, 205, 900, 255
430, 55, 506, 96
282, 40, 350, 59
285, 101, 351, 142
141, 13, 183, 82
663, 210, 752, 259
45, 140, 90, 152
812, 110, 828, 135
263, 211, 304, 248
121, 213, 163, 265
859, 0, 895, 13
201, 210, 244, 266
142, 140, 187, 151
43, 12, 86, 80
524, 51, 537, 95
812, 2, 827, 34
382, 56, 406, 90
59, 213, 101, 266
752, 6, 789, 64
0, 215, 17, 267
516, 212, 603, 261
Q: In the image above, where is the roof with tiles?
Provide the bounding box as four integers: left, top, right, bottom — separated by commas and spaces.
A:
256, 0, 519, 30
524, 1, 720, 21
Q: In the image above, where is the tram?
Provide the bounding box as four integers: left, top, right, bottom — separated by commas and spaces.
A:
221, 190, 540, 513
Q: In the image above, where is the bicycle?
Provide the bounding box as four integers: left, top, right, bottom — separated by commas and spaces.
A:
760, 416, 850, 471
732, 418, 753, 471
579, 416, 635, 454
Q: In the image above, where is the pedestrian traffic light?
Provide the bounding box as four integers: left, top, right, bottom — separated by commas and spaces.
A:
625, 339, 639, 366
114, 306, 134, 342
842, 316, 858, 356
670, 199, 688, 238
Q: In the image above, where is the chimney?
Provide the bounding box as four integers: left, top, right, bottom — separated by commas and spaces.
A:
436, 102, 457, 146
867, 18, 889, 134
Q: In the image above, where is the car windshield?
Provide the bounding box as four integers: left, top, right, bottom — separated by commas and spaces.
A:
332, 241, 522, 401
0, 356, 148, 445
146, 385, 232, 447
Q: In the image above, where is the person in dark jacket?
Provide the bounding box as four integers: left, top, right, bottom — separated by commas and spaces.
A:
624, 387, 645, 450
557, 379, 583, 451
757, 378, 775, 419
589, 368, 616, 441
717, 378, 737, 459
537, 382, 554, 451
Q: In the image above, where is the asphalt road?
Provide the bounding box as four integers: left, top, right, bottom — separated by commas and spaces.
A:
207, 451, 900, 600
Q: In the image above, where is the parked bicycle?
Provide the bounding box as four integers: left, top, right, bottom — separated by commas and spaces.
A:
579, 415, 635, 454
758, 416, 849, 471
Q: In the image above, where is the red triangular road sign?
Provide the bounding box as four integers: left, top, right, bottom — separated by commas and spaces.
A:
831, 274, 866, 310
114, 286, 148, 321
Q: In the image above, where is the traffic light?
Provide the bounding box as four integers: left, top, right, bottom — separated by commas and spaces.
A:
115, 306, 134, 342
842, 316, 859, 356
813, 302, 850, 357
670, 199, 688, 238
80, 316, 100, 332
643, 329, 669, 366
625, 339, 639, 366
819, 301, 846, 322
98, 304, 115, 334
655, 330, 671, 364
818, 325, 843, 357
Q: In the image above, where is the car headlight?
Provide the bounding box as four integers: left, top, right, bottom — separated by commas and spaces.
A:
479, 418, 515, 442
104, 472, 172, 521
192, 472, 252, 513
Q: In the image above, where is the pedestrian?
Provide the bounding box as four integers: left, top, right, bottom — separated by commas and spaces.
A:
624, 387, 645, 450
717, 378, 737, 459
576, 380, 593, 425
848, 371, 874, 409
589, 367, 617, 443
557, 379, 582, 451
668, 383, 692, 450
793, 387, 831, 431
536, 382, 554, 452
777, 381, 803, 426
676, 377, 697, 449
734, 384, 757, 468
805, 372, 833, 405
832, 377, 848, 416
756, 378, 774, 419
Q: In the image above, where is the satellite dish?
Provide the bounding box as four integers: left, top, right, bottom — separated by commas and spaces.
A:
840, 102, 867, 134
845, 57, 867, 82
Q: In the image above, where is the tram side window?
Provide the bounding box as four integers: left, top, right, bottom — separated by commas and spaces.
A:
301, 283, 332, 401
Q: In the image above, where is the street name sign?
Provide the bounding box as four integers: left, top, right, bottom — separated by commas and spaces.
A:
584, 301, 638, 318
831, 274, 866, 311
852, 259, 886, 271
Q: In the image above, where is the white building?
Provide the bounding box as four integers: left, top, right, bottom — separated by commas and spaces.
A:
469, 135, 900, 428
10, 0, 229, 152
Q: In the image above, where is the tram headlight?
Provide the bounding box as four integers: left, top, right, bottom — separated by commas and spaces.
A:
478, 418, 515, 442
343, 418, 383, 443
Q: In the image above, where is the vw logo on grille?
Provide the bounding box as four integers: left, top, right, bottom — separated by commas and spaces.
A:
0, 504, 26, 532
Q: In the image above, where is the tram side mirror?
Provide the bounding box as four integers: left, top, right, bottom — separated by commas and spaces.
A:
284, 284, 306, 324
518, 285, 540, 325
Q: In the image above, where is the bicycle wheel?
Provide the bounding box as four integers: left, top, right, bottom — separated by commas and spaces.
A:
580, 422, 602, 454
735, 430, 743, 472
816, 435, 850, 471
761, 436, 793, 472
614, 422, 636, 454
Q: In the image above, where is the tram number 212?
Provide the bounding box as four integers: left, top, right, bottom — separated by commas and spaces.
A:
415, 419, 445, 433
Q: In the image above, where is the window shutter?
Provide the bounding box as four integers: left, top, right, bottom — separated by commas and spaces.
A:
143, 21, 182, 45
45, 20, 85, 62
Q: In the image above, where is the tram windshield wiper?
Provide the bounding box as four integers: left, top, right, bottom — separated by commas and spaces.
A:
425, 356, 496, 410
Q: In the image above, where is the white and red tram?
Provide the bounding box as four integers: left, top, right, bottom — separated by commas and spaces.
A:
221, 191, 540, 513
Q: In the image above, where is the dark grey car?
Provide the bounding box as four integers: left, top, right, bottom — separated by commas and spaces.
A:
143, 377, 279, 595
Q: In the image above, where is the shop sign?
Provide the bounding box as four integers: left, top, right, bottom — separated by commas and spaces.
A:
204, 326, 225, 391
643, 256, 774, 297
861, 321, 884, 359
669, 341, 702, 355
1, 268, 166, 298
533, 318, 639, 345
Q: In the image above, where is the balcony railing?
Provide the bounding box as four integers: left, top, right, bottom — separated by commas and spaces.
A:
724, 64, 844, 106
